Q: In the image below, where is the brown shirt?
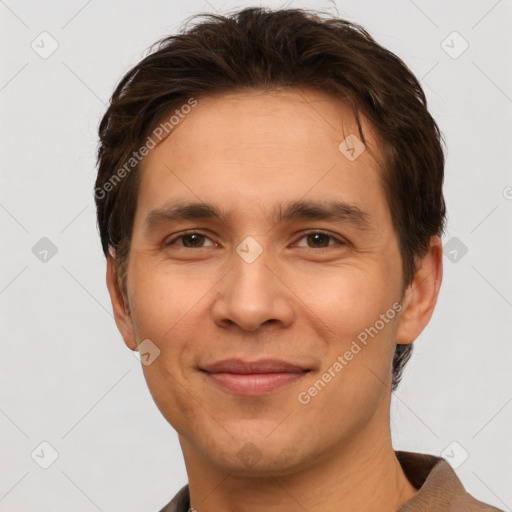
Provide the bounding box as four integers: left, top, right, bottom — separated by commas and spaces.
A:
158, 451, 504, 512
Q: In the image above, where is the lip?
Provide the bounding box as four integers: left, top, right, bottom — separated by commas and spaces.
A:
200, 358, 310, 396
201, 358, 308, 374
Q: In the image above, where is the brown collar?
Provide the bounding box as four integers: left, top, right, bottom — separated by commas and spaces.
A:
159, 451, 503, 512
395, 451, 503, 511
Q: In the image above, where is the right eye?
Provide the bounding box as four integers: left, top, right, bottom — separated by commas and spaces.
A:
164, 231, 218, 248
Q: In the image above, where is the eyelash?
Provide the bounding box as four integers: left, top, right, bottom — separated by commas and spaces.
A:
164, 230, 347, 250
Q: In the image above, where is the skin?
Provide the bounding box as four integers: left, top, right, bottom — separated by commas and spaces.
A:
106, 87, 443, 512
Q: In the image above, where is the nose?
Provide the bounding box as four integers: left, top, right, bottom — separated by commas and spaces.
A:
210, 248, 295, 332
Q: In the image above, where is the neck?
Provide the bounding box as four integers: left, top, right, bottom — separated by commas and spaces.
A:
179, 415, 417, 512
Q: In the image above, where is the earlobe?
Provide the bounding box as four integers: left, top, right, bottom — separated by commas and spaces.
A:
396, 236, 443, 345
106, 253, 137, 351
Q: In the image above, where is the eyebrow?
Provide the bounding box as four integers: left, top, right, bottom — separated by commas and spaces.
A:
144, 199, 373, 233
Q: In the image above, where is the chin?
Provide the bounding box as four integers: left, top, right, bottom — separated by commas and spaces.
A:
194, 428, 318, 477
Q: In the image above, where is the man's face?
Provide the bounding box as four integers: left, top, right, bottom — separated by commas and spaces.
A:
115, 88, 409, 474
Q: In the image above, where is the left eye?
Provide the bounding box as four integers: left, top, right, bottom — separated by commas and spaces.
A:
295, 232, 343, 249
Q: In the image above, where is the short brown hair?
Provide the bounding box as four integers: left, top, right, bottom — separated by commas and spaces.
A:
95, 7, 446, 390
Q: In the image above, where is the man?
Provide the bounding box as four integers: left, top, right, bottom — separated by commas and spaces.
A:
94, 7, 503, 512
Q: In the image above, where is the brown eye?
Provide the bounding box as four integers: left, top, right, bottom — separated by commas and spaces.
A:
181, 233, 206, 247
295, 231, 343, 249
306, 233, 330, 248
165, 232, 216, 248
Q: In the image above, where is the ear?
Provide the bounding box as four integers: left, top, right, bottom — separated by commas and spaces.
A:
106, 252, 137, 351
396, 235, 443, 345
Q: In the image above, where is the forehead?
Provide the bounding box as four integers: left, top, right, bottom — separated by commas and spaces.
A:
153, 87, 380, 157
135, 87, 389, 227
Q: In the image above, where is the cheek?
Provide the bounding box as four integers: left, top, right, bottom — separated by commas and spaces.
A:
126, 259, 216, 392
127, 261, 209, 432
126, 258, 211, 341
290, 262, 398, 342
291, 262, 401, 406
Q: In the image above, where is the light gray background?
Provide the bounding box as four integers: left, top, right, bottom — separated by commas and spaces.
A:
1, 0, 511, 510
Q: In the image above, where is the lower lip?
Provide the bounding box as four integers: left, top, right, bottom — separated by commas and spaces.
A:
204, 371, 307, 395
